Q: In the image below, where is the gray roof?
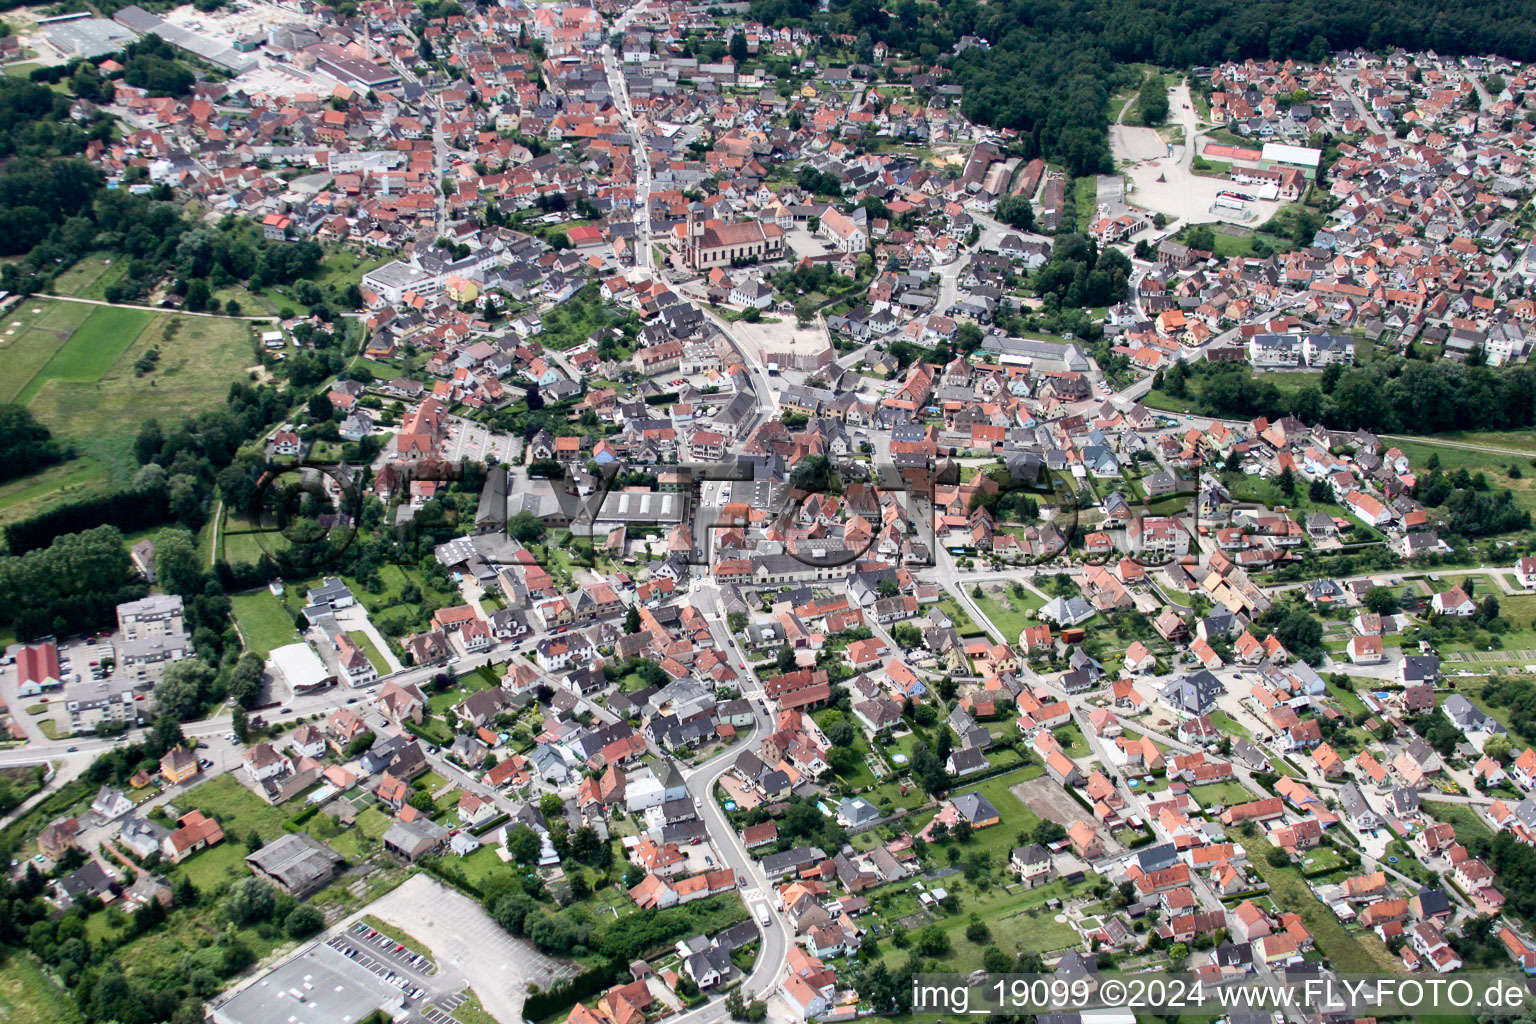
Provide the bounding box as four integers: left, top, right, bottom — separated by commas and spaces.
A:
245, 832, 343, 896
951, 791, 1000, 824
1012, 842, 1051, 867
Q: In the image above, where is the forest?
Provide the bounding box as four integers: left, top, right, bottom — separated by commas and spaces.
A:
749, 0, 1536, 174
1154, 356, 1536, 438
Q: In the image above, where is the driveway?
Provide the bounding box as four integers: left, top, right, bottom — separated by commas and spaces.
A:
365, 874, 576, 1024
332, 604, 404, 673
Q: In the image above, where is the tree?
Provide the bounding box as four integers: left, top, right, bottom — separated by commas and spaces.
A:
506, 824, 541, 864
776, 644, 797, 673
0, 405, 68, 483
184, 277, 211, 312
1363, 587, 1400, 616
228, 651, 264, 709
1484, 734, 1513, 762
729, 31, 748, 63
996, 195, 1036, 232
1135, 72, 1169, 125
1183, 224, 1216, 253
153, 659, 217, 720
917, 924, 951, 957
1308, 478, 1332, 503
1478, 594, 1501, 626
1276, 466, 1296, 498
284, 904, 324, 938
952, 819, 973, 842
154, 527, 203, 597
794, 297, 817, 326
231, 705, 250, 744
1033, 820, 1066, 844
624, 605, 641, 633
346, 730, 376, 758
224, 877, 277, 925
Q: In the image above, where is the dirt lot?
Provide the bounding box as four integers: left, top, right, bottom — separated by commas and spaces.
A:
1111, 125, 1167, 163
1010, 776, 1124, 854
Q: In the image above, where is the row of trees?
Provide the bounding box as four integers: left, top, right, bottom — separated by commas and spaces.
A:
1136, 71, 1170, 125
1156, 356, 1536, 441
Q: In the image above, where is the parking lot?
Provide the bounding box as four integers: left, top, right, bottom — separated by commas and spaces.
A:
334, 920, 438, 975
443, 416, 520, 464
364, 874, 574, 1024
4, 632, 131, 742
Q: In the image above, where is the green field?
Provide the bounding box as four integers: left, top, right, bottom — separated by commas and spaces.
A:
916, 763, 1046, 861
1209, 709, 1250, 739
172, 839, 254, 892
0, 457, 116, 525
1423, 800, 1495, 845
972, 587, 1048, 644
14, 305, 155, 405
28, 311, 256, 468
231, 589, 302, 657
176, 773, 296, 843
1390, 436, 1536, 514
0, 955, 86, 1024
0, 300, 95, 402
450, 993, 498, 1024
879, 876, 1089, 969
1188, 780, 1252, 807
0, 298, 257, 528
46, 254, 131, 302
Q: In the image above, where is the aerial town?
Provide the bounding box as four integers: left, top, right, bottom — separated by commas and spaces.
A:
1, 0, 1536, 1022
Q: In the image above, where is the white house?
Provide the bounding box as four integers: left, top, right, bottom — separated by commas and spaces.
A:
1517, 556, 1536, 589
625, 768, 666, 812
290, 723, 327, 760
244, 743, 290, 782
1431, 586, 1476, 616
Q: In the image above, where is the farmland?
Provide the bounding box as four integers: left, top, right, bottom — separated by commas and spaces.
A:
0, 298, 257, 527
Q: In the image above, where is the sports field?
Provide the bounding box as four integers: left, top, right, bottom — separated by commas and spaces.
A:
0, 298, 257, 526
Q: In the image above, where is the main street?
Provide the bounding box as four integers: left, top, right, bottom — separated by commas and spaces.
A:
601, 13, 654, 272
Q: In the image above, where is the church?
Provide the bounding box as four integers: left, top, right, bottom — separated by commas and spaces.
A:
684, 206, 785, 270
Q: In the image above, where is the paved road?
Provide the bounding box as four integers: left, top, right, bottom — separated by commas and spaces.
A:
1337, 71, 1388, 137
33, 292, 279, 322
681, 583, 794, 1006
1377, 433, 1536, 459
601, 17, 653, 272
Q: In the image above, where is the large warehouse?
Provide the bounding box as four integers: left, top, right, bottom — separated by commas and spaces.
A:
43, 15, 139, 58
211, 942, 403, 1024
268, 641, 332, 693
